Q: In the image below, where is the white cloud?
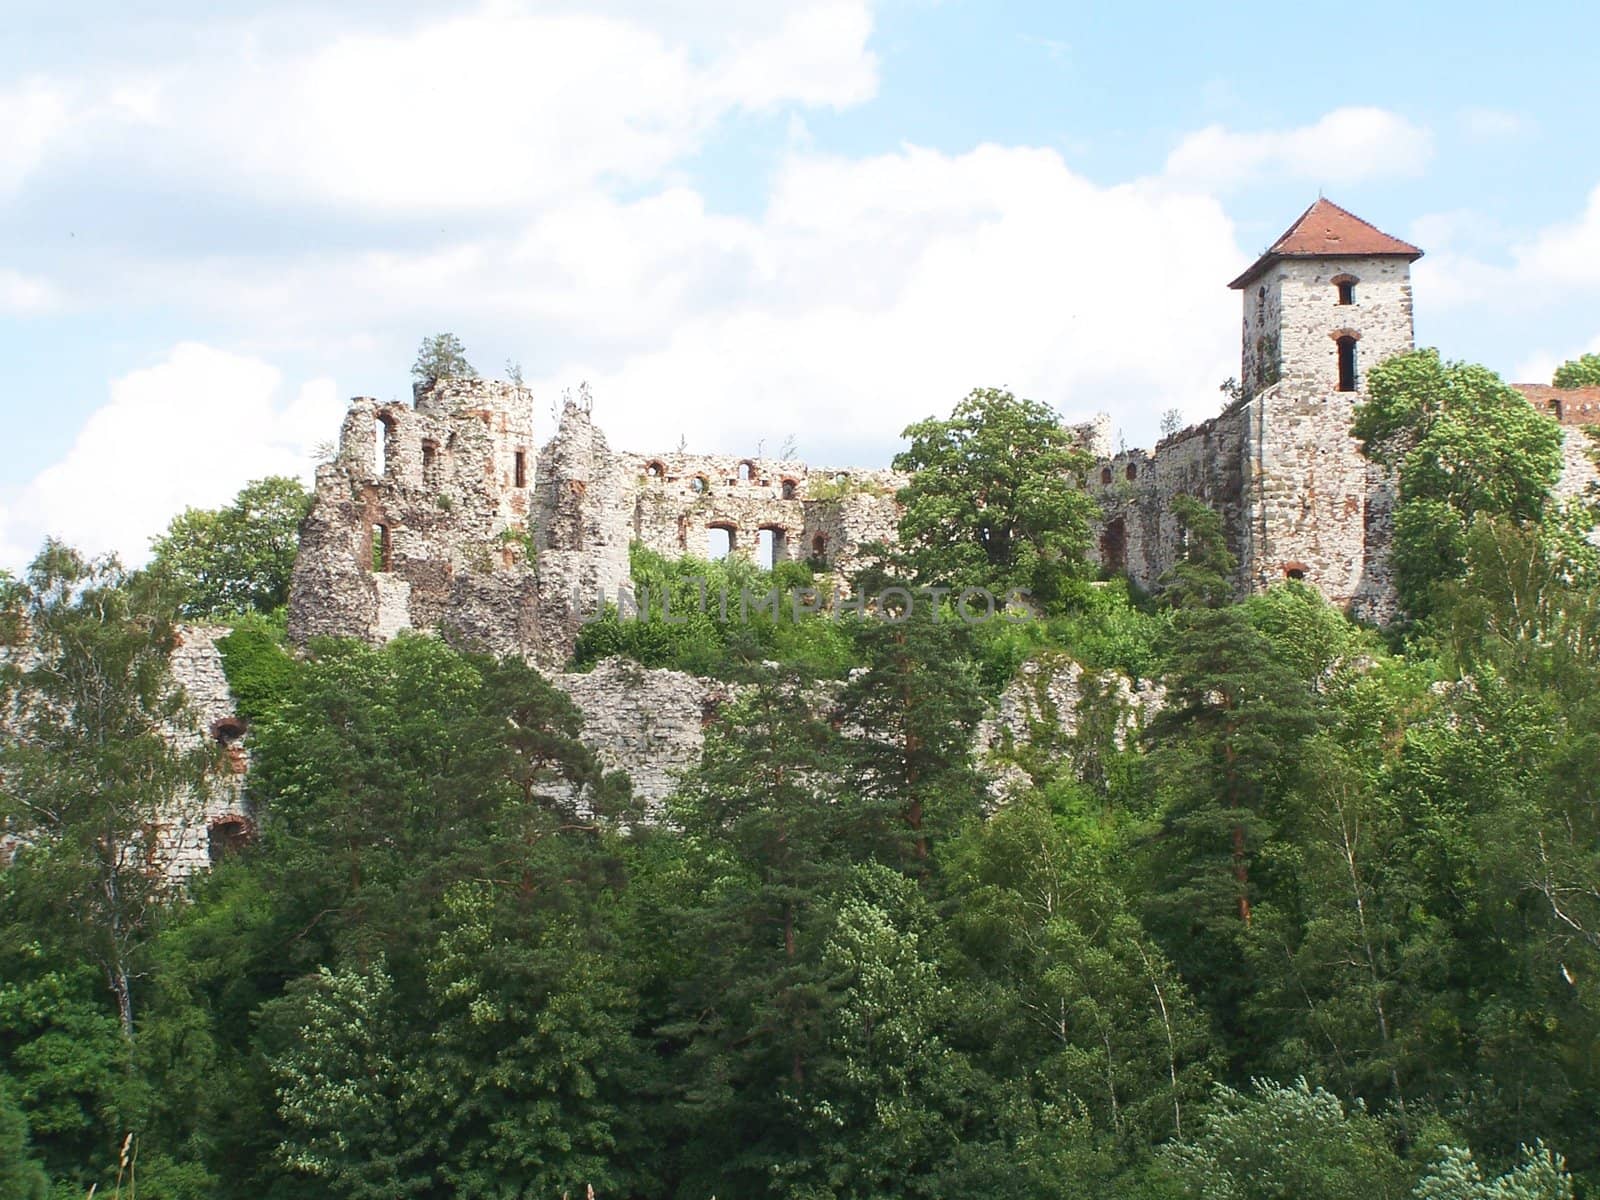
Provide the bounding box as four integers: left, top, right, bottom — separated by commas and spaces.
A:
0, 344, 343, 570
9, 2, 877, 213
0, 268, 62, 314
0, 78, 75, 195
1163, 107, 1433, 191
1514, 182, 1600, 290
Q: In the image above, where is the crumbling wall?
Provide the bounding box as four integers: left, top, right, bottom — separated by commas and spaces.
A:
1089, 401, 1253, 595
974, 654, 1166, 800
158, 626, 254, 881
551, 657, 739, 817
288, 379, 538, 654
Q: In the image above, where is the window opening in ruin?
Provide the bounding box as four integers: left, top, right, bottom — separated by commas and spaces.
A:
707, 525, 734, 560
738, 460, 755, 482
755, 528, 776, 569
514, 449, 527, 489
810, 532, 828, 563
644, 460, 666, 479
375, 413, 395, 478
422, 439, 439, 484
1552, 398, 1564, 421
690, 475, 708, 494
1125, 463, 1138, 482
208, 817, 252, 864
1099, 517, 1127, 574
1100, 467, 1113, 485
833, 472, 848, 485
1285, 564, 1307, 582
781, 478, 798, 499
1336, 335, 1358, 392
210, 717, 246, 746
1334, 277, 1357, 306
372, 524, 392, 572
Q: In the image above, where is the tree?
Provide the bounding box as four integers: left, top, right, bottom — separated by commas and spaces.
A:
0, 1071, 51, 1200
147, 476, 311, 620
1157, 1079, 1410, 1200
1552, 353, 1600, 389
1144, 499, 1318, 1046
892, 387, 1098, 608
0, 543, 214, 1040
1353, 350, 1564, 617
411, 333, 474, 383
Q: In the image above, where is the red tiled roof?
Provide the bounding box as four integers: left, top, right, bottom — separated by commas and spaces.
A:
1514, 383, 1600, 426
1229, 199, 1423, 288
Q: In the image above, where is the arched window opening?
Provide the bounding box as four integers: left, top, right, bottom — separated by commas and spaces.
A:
208, 817, 253, 864
210, 717, 246, 746
1099, 518, 1127, 574
644, 459, 666, 479
707, 524, 735, 560
810, 532, 828, 564
1333, 275, 1357, 306
1336, 335, 1358, 392
375, 413, 395, 478
689, 475, 709, 495
1100, 467, 1113, 486
755, 528, 776, 569
514, 449, 527, 489
421, 440, 440, 486
1125, 463, 1138, 482
1285, 563, 1308, 582
738, 460, 755, 482
371, 524, 392, 572
780, 478, 798, 500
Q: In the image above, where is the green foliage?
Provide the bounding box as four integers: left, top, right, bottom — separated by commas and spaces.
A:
410, 332, 474, 382
0, 1072, 48, 1200
893, 386, 1099, 609
11, 413, 1600, 1200
1552, 352, 1600, 389
1157, 1079, 1410, 1199
147, 476, 312, 620
572, 543, 855, 678
1354, 350, 1564, 617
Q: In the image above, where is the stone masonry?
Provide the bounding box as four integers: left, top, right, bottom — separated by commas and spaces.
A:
274, 199, 1600, 825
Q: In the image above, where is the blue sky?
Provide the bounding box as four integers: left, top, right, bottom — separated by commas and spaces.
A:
3, 0, 1598, 568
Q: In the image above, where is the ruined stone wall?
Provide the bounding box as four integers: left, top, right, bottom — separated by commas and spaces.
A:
159, 626, 253, 881
619, 449, 905, 575
1555, 426, 1600, 508
1088, 401, 1254, 595
550, 657, 740, 817
289, 379, 540, 656
974, 654, 1166, 801
0, 626, 253, 883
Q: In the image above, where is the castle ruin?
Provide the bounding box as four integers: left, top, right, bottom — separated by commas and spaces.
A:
289, 200, 1600, 660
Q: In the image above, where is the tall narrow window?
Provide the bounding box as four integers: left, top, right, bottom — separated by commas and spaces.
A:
1336, 336, 1358, 392
1336, 279, 1356, 305
514, 449, 527, 489
372, 524, 392, 572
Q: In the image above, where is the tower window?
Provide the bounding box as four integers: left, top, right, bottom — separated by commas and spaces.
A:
1336, 336, 1358, 392
1125, 463, 1138, 482
1100, 467, 1113, 485
513, 450, 527, 489
1335, 279, 1356, 305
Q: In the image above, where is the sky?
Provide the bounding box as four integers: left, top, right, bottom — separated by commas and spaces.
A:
3, 0, 1598, 569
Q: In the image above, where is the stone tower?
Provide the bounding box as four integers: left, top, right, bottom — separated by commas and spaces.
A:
1090, 200, 1420, 621
1227, 200, 1421, 617
1232, 198, 1422, 400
